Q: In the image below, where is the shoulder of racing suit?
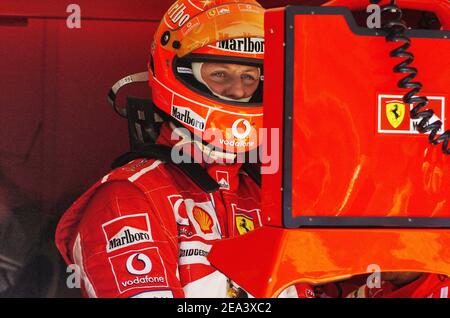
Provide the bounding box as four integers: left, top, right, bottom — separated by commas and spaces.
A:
55, 158, 197, 298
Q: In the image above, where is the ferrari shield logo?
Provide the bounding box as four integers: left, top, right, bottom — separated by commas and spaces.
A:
235, 214, 255, 235
207, 9, 216, 18
386, 101, 405, 128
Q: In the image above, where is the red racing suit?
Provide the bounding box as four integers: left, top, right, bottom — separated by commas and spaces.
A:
346, 274, 450, 298
55, 123, 314, 298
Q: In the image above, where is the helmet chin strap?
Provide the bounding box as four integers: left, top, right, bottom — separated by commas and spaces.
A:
191, 62, 253, 103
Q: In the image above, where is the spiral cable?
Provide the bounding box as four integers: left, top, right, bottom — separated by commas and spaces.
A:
371, 0, 450, 154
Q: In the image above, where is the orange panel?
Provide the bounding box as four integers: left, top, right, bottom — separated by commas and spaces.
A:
289, 9, 450, 224
220, 6, 450, 298
209, 227, 450, 297
262, 6, 450, 227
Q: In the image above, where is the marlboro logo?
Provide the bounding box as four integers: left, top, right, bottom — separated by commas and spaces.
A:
166, 2, 191, 28
216, 170, 230, 190
217, 5, 230, 15
102, 214, 153, 253
213, 38, 264, 54
171, 105, 206, 131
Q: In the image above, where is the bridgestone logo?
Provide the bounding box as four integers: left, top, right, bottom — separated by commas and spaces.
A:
109, 229, 150, 251
215, 38, 264, 54
179, 248, 209, 258
172, 106, 206, 131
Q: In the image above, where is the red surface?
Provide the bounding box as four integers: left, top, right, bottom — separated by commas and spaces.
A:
290, 14, 450, 218
209, 226, 450, 297
0, 0, 328, 20
262, 5, 450, 222
213, 6, 450, 297
0, 6, 158, 213
261, 8, 286, 227
0, 0, 168, 21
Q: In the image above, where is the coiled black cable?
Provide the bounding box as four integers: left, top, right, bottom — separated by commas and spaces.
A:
371, 0, 450, 154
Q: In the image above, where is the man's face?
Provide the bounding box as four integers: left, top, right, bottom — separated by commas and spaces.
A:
200, 63, 260, 100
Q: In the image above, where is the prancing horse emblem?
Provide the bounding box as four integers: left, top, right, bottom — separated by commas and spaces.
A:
386, 101, 406, 128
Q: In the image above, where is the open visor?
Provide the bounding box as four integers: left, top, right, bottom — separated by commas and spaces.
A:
173, 54, 264, 105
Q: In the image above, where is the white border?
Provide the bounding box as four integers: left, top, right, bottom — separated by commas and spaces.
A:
108, 247, 169, 294
102, 213, 153, 253
378, 94, 446, 134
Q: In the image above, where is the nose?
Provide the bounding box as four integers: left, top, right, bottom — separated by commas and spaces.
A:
223, 79, 246, 100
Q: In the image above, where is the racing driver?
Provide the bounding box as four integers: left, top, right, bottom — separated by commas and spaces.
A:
55, 0, 314, 298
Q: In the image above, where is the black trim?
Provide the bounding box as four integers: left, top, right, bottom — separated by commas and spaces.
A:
182, 53, 263, 66
0, 16, 28, 27
283, 6, 294, 228
242, 163, 261, 187
282, 6, 450, 229
125, 97, 161, 150
161, 31, 170, 46
112, 144, 220, 193
284, 6, 450, 39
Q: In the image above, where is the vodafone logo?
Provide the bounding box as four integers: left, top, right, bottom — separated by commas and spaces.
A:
109, 247, 168, 293
167, 195, 190, 226
126, 253, 152, 275
232, 119, 252, 139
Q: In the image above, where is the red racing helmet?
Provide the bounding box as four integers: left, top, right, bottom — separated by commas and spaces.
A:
149, 0, 265, 154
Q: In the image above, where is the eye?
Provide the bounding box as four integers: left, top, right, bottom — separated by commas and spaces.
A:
242, 74, 257, 81
211, 71, 226, 78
